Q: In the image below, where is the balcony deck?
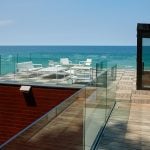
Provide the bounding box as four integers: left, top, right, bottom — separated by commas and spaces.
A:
1, 69, 150, 150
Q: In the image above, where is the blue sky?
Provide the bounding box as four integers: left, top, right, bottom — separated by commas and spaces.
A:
0, 0, 150, 45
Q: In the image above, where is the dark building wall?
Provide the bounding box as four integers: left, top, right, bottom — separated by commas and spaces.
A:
0, 84, 78, 145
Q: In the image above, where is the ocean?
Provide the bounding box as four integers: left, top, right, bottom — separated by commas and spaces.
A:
0, 46, 136, 75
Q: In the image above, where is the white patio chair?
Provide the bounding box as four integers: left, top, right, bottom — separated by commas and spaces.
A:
16, 61, 42, 73
79, 58, 92, 66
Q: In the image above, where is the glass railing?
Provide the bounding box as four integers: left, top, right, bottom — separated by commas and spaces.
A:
0, 58, 117, 149
0, 53, 103, 75
0, 54, 102, 87
0, 53, 101, 72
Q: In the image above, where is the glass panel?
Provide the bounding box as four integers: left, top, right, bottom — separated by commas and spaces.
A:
0, 55, 16, 82
142, 38, 150, 88
106, 65, 117, 118
84, 62, 107, 149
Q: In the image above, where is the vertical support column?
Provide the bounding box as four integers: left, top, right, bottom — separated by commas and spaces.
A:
137, 25, 143, 90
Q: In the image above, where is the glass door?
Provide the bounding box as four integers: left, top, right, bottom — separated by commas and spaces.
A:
142, 38, 150, 88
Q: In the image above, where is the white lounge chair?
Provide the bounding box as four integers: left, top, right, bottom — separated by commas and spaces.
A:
16, 61, 42, 73
38, 65, 68, 79
79, 58, 92, 66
